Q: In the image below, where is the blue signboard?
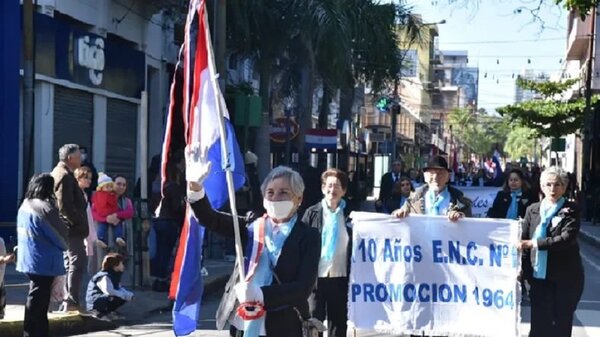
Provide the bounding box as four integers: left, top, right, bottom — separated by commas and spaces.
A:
0, 1, 20, 234
35, 12, 145, 98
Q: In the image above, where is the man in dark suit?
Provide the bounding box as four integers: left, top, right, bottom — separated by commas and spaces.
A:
376, 158, 404, 212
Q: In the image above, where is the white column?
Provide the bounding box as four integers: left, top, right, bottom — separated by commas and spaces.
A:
93, 95, 107, 172
34, 81, 54, 173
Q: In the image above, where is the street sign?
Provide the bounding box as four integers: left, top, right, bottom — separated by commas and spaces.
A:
550, 138, 566, 152
270, 117, 299, 143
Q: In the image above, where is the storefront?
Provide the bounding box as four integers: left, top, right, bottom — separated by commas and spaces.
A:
34, 12, 145, 184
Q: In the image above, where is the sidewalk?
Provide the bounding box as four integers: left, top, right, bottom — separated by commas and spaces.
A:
580, 222, 600, 249
0, 258, 233, 337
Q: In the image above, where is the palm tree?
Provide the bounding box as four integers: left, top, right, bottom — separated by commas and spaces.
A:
226, 0, 424, 174
226, 0, 295, 178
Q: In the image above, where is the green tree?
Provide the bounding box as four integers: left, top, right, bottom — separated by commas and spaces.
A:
497, 77, 599, 138
504, 126, 536, 160
447, 108, 509, 157
227, 0, 295, 178
556, 0, 600, 17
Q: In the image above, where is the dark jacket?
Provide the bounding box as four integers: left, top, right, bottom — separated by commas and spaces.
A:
399, 185, 473, 217
51, 162, 89, 238
302, 201, 352, 276
378, 171, 402, 203
156, 181, 186, 225
190, 196, 321, 337
521, 200, 583, 282
383, 194, 409, 214
487, 189, 538, 219
85, 270, 122, 311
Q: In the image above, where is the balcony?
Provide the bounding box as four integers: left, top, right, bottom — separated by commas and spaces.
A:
566, 16, 592, 61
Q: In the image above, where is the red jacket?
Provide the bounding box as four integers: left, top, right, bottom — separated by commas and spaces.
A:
91, 190, 118, 218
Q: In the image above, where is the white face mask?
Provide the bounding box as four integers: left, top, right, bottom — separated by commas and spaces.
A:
263, 199, 295, 220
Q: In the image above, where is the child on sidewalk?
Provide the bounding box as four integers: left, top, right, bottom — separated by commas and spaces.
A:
92, 173, 126, 247
86, 253, 133, 321
0, 237, 16, 319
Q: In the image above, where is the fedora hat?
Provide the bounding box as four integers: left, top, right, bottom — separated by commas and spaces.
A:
423, 155, 450, 172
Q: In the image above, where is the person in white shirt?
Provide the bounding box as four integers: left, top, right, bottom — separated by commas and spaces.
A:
302, 168, 352, 337
85, 253, 133, 321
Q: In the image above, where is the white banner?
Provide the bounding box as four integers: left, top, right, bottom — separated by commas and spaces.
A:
348, 212, 521, 337
456, 187, 501, 218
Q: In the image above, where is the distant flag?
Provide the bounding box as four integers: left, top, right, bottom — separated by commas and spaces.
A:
491, 149, 504, 186
160, 0, 245, 335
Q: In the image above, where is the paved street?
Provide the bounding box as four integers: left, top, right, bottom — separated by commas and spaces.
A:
69, 238, 600, 337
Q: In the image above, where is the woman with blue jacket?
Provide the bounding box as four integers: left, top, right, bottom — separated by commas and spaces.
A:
16, 173, 68, 337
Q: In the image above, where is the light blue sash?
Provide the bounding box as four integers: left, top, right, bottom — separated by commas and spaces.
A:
425, 187, 450, 215
532, 198, 565, 280
506, 189, 522, 220
244, 215, 297, 337
321, 199, 345, 262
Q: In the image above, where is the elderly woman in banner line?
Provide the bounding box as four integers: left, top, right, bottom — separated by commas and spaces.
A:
392, 155, 472, 220
187, 161, 321, 337
518, 166, 584, 337
302, 168, 352, 337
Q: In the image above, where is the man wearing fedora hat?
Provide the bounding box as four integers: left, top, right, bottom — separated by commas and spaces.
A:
392, 155, 472, 220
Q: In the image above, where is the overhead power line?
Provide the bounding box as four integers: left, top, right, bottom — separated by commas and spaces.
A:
439, 36, 566, 45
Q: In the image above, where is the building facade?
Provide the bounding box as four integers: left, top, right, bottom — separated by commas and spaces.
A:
561, 10, 600, 183
1, 0, 181, 226
430, 50, 479, 160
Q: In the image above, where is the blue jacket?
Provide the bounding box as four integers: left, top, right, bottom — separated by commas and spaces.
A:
16, 199, 68, 276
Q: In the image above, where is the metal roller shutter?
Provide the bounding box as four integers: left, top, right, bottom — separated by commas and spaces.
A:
53, 86, 94, 161
106, 98, 138, 191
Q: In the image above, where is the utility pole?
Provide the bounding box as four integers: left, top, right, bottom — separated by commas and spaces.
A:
391, 78, 399, 162
22, 0, 35, 195
285, 107, 291, 166
214, 0, 226, 88
583, 6, 596, 222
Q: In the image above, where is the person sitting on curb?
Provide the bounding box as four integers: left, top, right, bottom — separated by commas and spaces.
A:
86, 253, 134, 321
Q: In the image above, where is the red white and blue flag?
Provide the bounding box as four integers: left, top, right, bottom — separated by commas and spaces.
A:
160, 0, 245, 335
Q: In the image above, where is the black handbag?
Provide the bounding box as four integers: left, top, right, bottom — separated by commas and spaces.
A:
270, 266, 326, 337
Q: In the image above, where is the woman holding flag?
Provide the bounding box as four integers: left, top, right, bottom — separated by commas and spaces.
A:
518, 166, 584, 337
187, 163, 321, 337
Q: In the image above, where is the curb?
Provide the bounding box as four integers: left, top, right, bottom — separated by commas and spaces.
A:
148, 273, 230, 314
580, 229, 600, 248
0, 274, 230, 337
0, 313, 117, 337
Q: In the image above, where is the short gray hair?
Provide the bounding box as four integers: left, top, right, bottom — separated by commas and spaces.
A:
58, 144, 80, 162
540, 166, 569, 187
260, 166, 305, 198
